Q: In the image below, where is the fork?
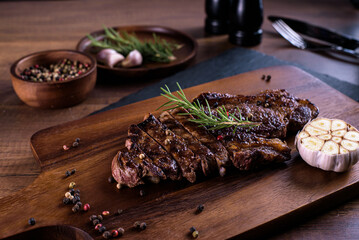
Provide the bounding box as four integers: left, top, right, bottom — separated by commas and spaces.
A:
272, 19, 359, 58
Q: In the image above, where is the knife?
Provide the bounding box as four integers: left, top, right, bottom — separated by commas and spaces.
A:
268, 16, 359, 50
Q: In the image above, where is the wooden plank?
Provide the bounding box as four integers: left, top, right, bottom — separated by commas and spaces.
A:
1, 66, 359, 240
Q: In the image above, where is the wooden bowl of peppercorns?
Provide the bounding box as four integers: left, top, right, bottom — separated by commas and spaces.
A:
10, 49, 97, 108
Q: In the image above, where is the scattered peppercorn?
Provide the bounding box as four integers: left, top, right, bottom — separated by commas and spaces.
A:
95, 223, 103, 230
90, 215, 98, 221
196, 204, 204, 213
97, 215, 104, 221
65, 170, 71, 177
72, 204, 80, 213
133, 221, 141, 228
28, 217, 36, 226
266, 75, 271, 82
72, 195, 80, 204
117, 227, 125, 236
139, 189, 145, 197
63, 145, 69, 151
102, 231, 111, 239
20, 59, 91, 83
111, 229, 119, 237
71, 169, 76, 175
139, 222, 147, 230
102, 211, 110, 216
108, 176, 115, 183
261, 74, 266, 80
192, 230, 199, 238
98, 226, 107, 233
69, 182, 76, 189
76, 201, 82, 208
93, 219, 100, 226
74, 189, 80, 194
83, 203, 90, 212
63, 197, 70, 205
75, 138, 81, 143
190, 227, 196, 233
72, 141, 79, 148
217, 135, 223, 141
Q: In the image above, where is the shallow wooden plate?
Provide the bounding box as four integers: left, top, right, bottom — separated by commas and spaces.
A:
76, 25, 197, 80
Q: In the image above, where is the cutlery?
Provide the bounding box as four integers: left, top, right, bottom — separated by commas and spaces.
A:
271, 19, 359, 58
268, 15, 359, 50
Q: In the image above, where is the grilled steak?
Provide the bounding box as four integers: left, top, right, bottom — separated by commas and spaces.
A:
127, 124, 180, 181
159, 111, 217, 176
111, 89, 319, 188
138, 114, 199, 183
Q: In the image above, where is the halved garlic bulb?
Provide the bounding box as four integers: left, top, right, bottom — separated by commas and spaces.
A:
295, 118, 359, 172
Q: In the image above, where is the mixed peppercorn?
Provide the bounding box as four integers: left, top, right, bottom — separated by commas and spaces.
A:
20, 59, 91, 82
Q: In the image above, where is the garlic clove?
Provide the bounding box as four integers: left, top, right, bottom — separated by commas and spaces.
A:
344, 131, 359, 142
310, 118, 331, 131
121, 50, 143, 68
331, 119, 347, 131
305, 125, 328, 136
96, 49, 124, 68
295, 117, 359, 172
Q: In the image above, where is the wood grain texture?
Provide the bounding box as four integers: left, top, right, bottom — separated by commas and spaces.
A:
0, 0, 358, 239
1, 66, 358, 239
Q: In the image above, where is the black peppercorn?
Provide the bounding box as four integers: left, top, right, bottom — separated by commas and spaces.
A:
261, 75, 265, 80
108, 176, 115, 183
117, 227, 125, 236
76, 201, 82, 208
190, 226, 196, 233
98, 226, 106, 233
92, 219, 100, 226
72, 195, 80, 204
102, 231, 111, 239
213, 102, 219, 108
28, 217, 36, 226
72, 141, 79, 147
63, 197, 70, 205
72, 204, 80, 213
266, 75, 271, 82
71, 169, 76, 175
140, 222, 147, 230
196, 204, 204, 213
65, 170, 71, 177
90, 215, 98, 221
256, 100, 262, 106
69, 189, 75, 195
75, 138, 80, 142
75, 189, 80, 194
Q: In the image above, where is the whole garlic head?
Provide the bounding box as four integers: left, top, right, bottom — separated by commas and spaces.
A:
295, 118, 359, 172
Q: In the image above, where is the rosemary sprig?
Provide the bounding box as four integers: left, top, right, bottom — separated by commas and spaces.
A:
87, 26, 182, 63
158, 83, 261, 132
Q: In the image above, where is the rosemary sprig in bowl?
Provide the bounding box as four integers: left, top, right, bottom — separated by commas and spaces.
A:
87, 26, 182, 64
158, 83, 261, 132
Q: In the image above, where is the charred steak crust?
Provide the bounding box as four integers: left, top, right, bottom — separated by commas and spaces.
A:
127, 124, 180, 181
138, 114, 198, 183
159, 111, 217, 176
170, 107, 230, 176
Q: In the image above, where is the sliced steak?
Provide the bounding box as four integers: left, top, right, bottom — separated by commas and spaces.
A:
170, 107, 230, 176
138, 114, 198, 183
192, 89, 319, 138
159, 111, 217, 176
128, 124, 180, 181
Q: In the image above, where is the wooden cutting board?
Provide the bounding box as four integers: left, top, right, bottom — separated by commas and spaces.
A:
1, 66, 359, 240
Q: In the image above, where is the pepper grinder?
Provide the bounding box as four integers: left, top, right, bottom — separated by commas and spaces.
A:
228, 0, 263, 46
205, 0, 230, 34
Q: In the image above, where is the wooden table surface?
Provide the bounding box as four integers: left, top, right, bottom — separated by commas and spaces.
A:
0, 0, 358, 239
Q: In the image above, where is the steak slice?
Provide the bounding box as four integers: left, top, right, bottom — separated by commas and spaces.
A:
224, 137, 291, 170
159, 111, 217, 176
170, 107, 230, 176
192, 89, 319, 138
111, 145, 166, 188
127, 124, 180, 181
138, 114, 198, 183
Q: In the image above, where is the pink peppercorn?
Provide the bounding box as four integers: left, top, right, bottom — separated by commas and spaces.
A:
83, 203, 90, 212
63, 145, 69, 150
111, 230, 119, 237
102, 210, 110, 216
217, 135, 223, 141
95, 223, 102, 230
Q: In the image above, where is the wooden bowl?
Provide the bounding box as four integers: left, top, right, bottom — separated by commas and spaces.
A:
10, 50, 97, 109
